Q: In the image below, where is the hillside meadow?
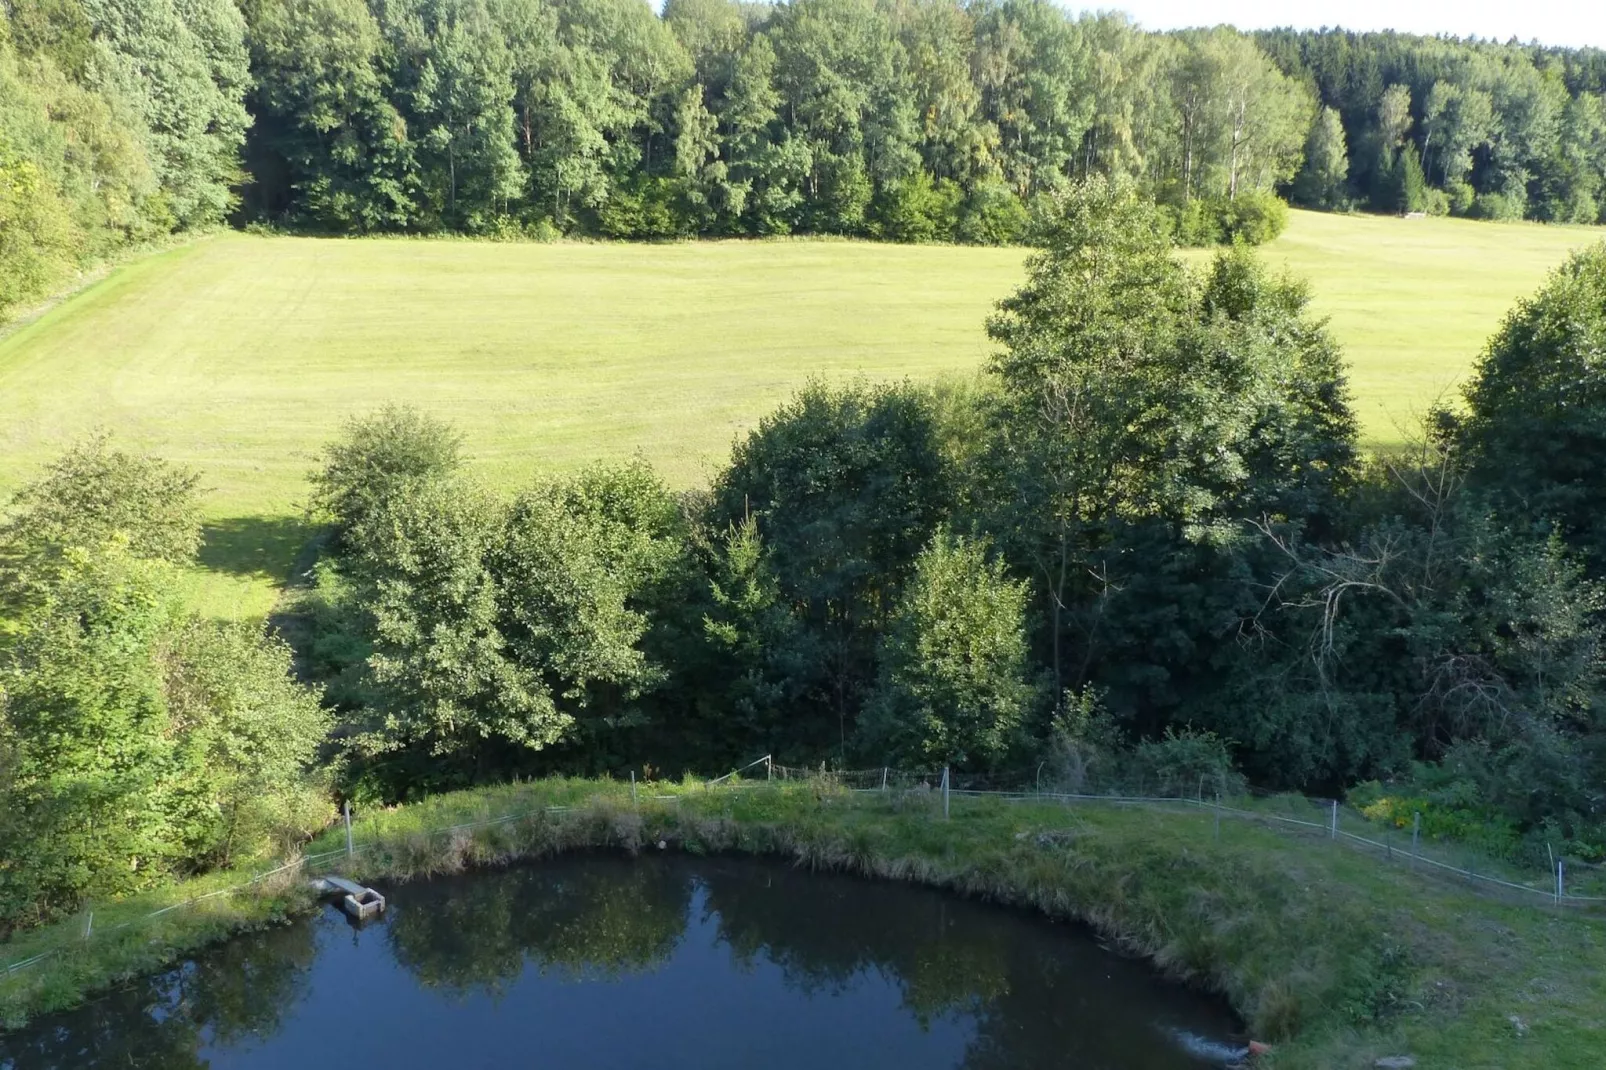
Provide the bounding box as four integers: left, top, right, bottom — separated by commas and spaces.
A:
0, 209, 1599, 617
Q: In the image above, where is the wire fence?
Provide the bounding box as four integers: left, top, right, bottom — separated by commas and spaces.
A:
763, 758, 1606, 907
5, 757, 1602, 981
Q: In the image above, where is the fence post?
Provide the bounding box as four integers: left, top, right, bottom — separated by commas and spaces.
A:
881, 767, 888, 792
1412, 811, 1421, 863
941, 766, 950, 821
631, 770, 638, 807
84, 912, 93, 942
344, 800, 353, 860
766, 755, 773, 781
1329, 799, 1338, 841
1558, 859, 1566, 904
1213, 794, 1221, 841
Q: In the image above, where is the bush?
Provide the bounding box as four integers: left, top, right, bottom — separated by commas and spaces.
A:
597, 176, 683, 239
1421, 187, 1450, 217
0, 449, 330, 930
1471, 190, 1525, 222
1218, 190, 1289, 244
1128, 727, 1246, 799
1173, 197, 1225, 246
310, 404, 463, 535
1444, 180, 1476, 216
857, 530, 1037, 770
4, 433, 201, 564
1170, 192, 1289, 247
870, 173, 961, 243
956, 182, 1029, 245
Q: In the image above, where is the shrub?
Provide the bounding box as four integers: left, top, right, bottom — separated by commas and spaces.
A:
1173, 197, 1225, 246
1127, 727, 1245, 799
956, 182, 1029, 245
1471, 190, 1525, 221
597, 176, 683, 239
310, 404, 462, 535
871, 173, 962, 242
1219, 189, 1289, 244
1445, 179, 1476, 216
1170, 192, 1289, 247
857, 530, 1037, 771
3, 433, 201, 565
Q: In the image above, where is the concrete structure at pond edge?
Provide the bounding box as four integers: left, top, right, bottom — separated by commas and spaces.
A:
311, 876, 386, 922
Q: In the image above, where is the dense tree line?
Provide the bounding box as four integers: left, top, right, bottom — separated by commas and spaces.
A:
232, 0, 1313, 243
7, 0, 1606, 324
280, 180, 1606, 865
0, 0, 247, 320
1263, 29, 1606, 222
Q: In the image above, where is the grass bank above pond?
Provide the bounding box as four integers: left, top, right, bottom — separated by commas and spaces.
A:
3, 778, 1603, 1069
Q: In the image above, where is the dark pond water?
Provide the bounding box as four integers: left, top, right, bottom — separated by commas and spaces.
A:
0, 854, 1242, 1070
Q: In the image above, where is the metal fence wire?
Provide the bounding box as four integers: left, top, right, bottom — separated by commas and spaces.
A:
5, 758, 1601, 979
763, 758, 1606, 907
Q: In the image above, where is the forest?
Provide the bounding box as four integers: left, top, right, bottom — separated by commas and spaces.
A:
5, 0, 1606, 323
4, 177, 1606, 935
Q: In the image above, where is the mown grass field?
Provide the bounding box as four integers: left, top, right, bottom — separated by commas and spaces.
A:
0, 210, 1599, 617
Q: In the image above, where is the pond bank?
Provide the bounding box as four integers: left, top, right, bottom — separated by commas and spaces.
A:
3, 777, 1602, 1068
1, 853, 1242, 1068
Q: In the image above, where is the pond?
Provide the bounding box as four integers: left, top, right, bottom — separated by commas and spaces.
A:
0, 854, 1243, 1069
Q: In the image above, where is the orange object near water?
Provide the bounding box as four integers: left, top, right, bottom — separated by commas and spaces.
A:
1248, 1040, 1273, 1057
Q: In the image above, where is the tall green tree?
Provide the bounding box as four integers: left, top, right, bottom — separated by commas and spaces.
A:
770, 0, 918, 231
82, 0, 250, 226
1460, 243, 1606, 574
712, 380, 953, 757
1292, 104, 1348, 207
972, 0, 1090, 196
858, 529, 1036, 770
246, 0, 417, 228
381, 0, 522, 228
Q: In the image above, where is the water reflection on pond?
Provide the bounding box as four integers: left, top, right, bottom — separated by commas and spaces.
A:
0, 854, 1241, 1069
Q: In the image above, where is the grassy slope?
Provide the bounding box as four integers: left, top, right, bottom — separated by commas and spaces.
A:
3, 779, 1601, 1069
1251, 211, 1602, 442
0, 213, 1599, 619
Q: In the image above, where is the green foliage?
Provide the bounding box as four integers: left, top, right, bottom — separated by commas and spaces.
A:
1, 432, 202, 566
0, 442, 326, 932
955, 180, 1028, 244
711, 378, 953, 758
1461, 244, 1606, 573
245, 0, 417, 229
160, 619, 332, 867
329, 458, 682, 788
1292, 105, 1349, 209
678, 515, 820, 765
83, 0, 250, 227
0, 543, 180, 930
858, 530, 1037, 770
309, 403, 463, 535
869, 171, 961, 243
1219, 189, 1290, 244
0, 131, 81, 319
1470, 189, 1525, 221
1170, 191, 1289, 247
1128, 727, 1244, 799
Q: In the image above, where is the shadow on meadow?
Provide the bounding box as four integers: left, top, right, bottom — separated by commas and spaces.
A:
197, 514, 320, 583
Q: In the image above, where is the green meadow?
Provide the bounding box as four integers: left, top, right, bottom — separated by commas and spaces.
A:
0, 210, 1598, 617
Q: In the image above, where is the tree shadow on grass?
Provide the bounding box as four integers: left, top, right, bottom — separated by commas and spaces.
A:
197, 515, 324, 584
